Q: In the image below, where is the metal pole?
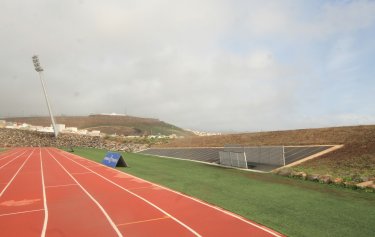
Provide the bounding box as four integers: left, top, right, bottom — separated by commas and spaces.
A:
38, 71, 58, 137
32, 55, 58, 137
244, 149, 248, 169
283, 145, 286, 166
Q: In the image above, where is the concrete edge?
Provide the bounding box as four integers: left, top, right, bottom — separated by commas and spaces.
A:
147, 145, 337, 149
272, 144, 344, 172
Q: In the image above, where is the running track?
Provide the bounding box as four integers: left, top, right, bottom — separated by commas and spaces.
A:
0, 148, 284, 237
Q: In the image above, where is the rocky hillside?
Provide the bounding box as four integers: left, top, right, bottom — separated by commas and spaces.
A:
0, 128, 148, 152
4, 114, 192, 136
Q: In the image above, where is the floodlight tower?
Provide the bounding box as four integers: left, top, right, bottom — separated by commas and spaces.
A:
32, 55, 59, 137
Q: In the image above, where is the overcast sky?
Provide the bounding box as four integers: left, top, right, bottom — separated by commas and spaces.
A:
1, 0, 375, 132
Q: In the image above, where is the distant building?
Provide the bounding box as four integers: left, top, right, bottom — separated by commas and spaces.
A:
77, 129, 88, 135
168, 134, 178, 139
55, 124, 66, 133
28, 126, 38, 131
63, 127, 78, 133
19, 123, 30, 129
0, 120, 102, 137
38, 126, 54, 133
185, 129, 222, 136
5, 122, 17, 129
88, 130, 101, 136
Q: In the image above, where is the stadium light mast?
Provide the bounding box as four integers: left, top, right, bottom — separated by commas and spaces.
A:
32, 55, 59, 137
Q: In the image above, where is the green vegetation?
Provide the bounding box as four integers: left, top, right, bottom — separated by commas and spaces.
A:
72, 147, 375, 237
105, 135, 170, 146
291, 153, 375, 182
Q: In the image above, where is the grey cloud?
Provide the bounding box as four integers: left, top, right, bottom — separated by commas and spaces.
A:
1, 1, 375, 132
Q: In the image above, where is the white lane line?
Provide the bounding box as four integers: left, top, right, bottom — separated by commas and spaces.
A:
46, 149, 123, 237
117, 216, 170, 227
0, 150, 34, 197
0, 150, 28, 170
58, 148, 284, 237
120, 169, 284, 237
0, 149, 24, 161
40, 148, 49, 237
70, 172, 93, 175
45, 184, 77, 188
56, 150, 201, 237
84, 165, 102, 168
0, 148, 20, 155
127, 186, 155, 191
0, 208, 45, 217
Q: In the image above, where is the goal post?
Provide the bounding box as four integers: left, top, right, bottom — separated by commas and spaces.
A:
219, 151, 248, 169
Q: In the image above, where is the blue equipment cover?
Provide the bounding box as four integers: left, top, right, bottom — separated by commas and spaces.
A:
102, 152, 128, 168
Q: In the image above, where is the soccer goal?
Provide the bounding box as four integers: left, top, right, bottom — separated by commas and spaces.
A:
219, 151, 248, 169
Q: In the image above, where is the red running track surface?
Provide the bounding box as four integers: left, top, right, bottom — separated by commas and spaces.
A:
0, 147, 285, 237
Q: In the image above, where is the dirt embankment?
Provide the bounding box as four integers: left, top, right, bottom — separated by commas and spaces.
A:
159, 125, 375, 181
159, 125, 375, 147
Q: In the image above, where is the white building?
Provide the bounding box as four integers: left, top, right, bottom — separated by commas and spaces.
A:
55, 124, 66, 133
37, 126, 54, 133
63, 127, 78, 133
88, 130, 101, 136
5, 122, 17, 129
126, 135, 141, 139
77, 129, 88, 135
19, 123, 30, 129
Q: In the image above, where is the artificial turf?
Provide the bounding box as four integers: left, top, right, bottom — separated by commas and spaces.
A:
71, 147, 375, 237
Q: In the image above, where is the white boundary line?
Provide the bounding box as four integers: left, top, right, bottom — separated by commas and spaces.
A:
127, 186, 154, 191
117, 216, 170, 227
58, 148, 284, 237
0, 149, 34, 197
0, 208, 45, 217
116, 169, 284, 237
45, 183, 77, 189
40, 148, 49, 237
56, 150, 202, 237
70, 172, 93, 175
278, 145, 344, 169
0, 150, 28, 170
0, 147, 18, 155
45, 149, 123, 237
0, 149, 23, 161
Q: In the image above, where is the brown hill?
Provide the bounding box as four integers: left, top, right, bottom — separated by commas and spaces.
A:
159, 125, 375, 147
4, 114, 192, 137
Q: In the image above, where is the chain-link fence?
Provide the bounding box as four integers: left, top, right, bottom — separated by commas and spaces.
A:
219, 145, 285, 168
244, 146, 285, 166
219, 151, 248, 169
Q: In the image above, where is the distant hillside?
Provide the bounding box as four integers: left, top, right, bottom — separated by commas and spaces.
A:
159, 125, 375, 147
4, 114, 192, 137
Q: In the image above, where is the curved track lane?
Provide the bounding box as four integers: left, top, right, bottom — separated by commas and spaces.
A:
0, 147, 285, 237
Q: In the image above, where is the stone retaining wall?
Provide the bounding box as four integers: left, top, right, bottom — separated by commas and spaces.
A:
274, 168, 375, 191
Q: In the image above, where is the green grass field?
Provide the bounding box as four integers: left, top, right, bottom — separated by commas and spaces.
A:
71, 147, 375, 237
